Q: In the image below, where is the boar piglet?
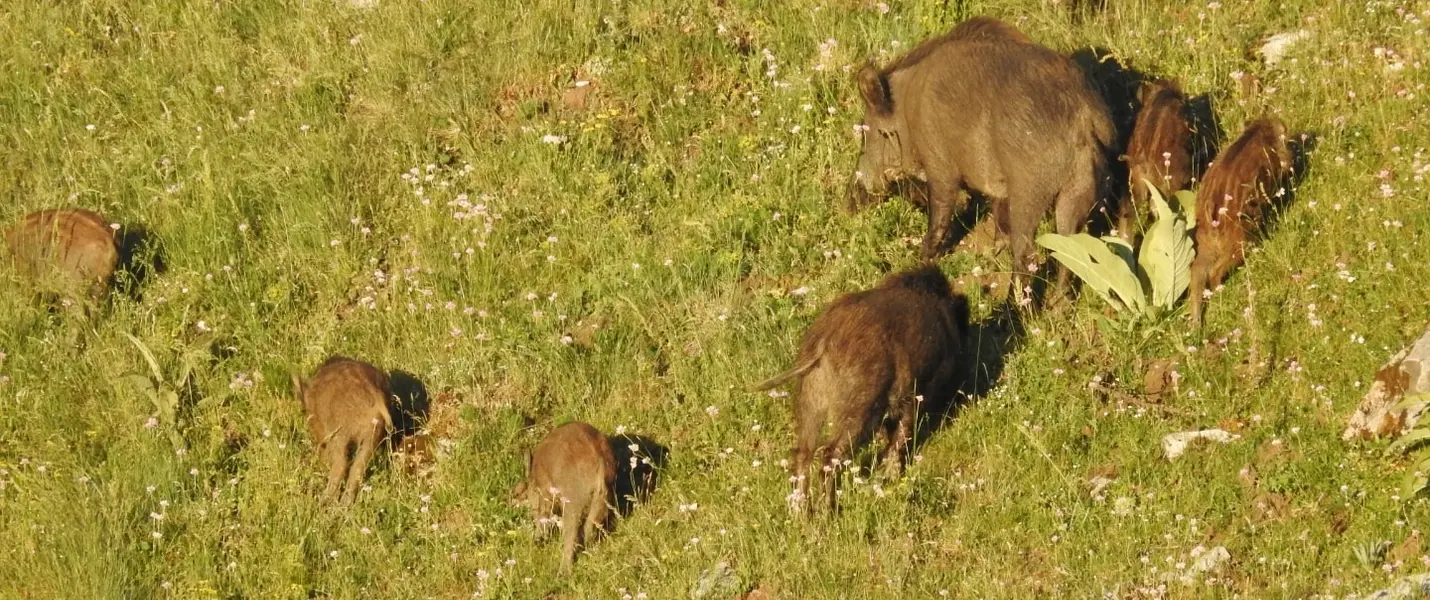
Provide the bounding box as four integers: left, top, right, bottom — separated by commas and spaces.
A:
1188, 117, 1291, 326
847, 17, 1115, 302
5, 208, 119, 304
510, 421, 617, 572
292, 357, 395, 504
1120, 79, 1194, 239
754, 265, 969, 515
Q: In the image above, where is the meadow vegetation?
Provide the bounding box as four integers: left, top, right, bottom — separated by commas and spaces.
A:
1, 0, 1429, 597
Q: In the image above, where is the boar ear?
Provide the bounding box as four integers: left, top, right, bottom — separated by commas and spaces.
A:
1135, 81, 1152, 105
856, 64, 893, 115
1271, 118, 1289, 140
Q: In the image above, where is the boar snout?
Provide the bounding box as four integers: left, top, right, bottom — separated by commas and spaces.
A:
845, 172, 882, 212
508, 480, 529, 507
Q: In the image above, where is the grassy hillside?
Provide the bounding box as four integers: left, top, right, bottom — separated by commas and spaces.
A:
2, 0, 1428, 597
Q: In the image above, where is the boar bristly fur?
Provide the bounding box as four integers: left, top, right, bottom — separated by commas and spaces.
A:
1188, 117, 1291, 327
755, 265, 969, 515
1121, 79, 1194, 239
511, 421, 617, 572
848, 18, 1116, 302
938, 15, 1035, 44
293, 357, 395, 505
5, 208, 119, 304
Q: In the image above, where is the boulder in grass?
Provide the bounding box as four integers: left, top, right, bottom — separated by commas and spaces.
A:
1343, 325, 1430, 441
1345, 572, 1430, 600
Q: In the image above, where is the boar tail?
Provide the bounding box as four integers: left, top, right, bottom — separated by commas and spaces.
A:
750, 350, 822, 392
376, 404, 396, 436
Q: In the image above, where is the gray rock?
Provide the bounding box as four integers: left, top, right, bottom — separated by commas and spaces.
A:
691, 561, 744, 600
1344, 325, 1430, 441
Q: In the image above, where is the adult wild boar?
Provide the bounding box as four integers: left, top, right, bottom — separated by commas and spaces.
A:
1120, 79, 1194, 238
941, 15, 1034, 44
5, 208, 119, 304
511, 421, 617, 572
1188, 117, 1291, 327
293, 357, 395, 505
754, 265, 969, 515
848, 17, 1116, 300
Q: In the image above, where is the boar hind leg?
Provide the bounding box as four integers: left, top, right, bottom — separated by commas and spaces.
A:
821, 430, 861, 515
920, 178, 968, 260
1005, 214, 1040, 308
559, 496, 590, 573
340, 427, 380, 505
1189, 251, 1234, 327
791, 380, 831, 515
880, 397, 917, 481
321, 440, 349, 503
534, 493, 557, 542
790, 441, 818, 516
583, 483, 612, 544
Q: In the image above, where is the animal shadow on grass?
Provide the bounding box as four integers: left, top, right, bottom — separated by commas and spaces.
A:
1070, 47, 1147, 236
891, 179, 993, 259
114, 224, 166, 302
606, 433, 668, 525
1071, 48, 1226, 208
1185, 94, 1223, 181
909, 305, 1026, 456
1275, 131, 1318, 229
387, 370, 432, 444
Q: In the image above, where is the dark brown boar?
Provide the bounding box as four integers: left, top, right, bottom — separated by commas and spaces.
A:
1120, 79, 1194, 238
848, 18, 1116, 302
510, 421, 616, 572
292, 357, 395, 505
1188, 117, 1291, 327
753, 264, 969, 515
5, 208, 119, 303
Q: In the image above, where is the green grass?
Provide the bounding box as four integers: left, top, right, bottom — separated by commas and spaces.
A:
2, 0, 1428, 597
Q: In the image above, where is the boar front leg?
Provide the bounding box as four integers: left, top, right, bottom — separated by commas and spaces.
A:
920, 178, 968, 260
1051, 160, 1101, 302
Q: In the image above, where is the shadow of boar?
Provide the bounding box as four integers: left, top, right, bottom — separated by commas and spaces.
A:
511, 421, 617, 572
848, 17, 1116, 302
753, 265, 969, 516
292, 356, 395, 505
5, 208, 120, 308
1189, 117, 1291, 327
1120, 79, 1194, 239
608, 433, 668, 517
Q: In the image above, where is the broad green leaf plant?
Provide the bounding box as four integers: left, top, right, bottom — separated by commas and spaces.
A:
114, 333, 215, 453
1036, 182, 1197, 319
